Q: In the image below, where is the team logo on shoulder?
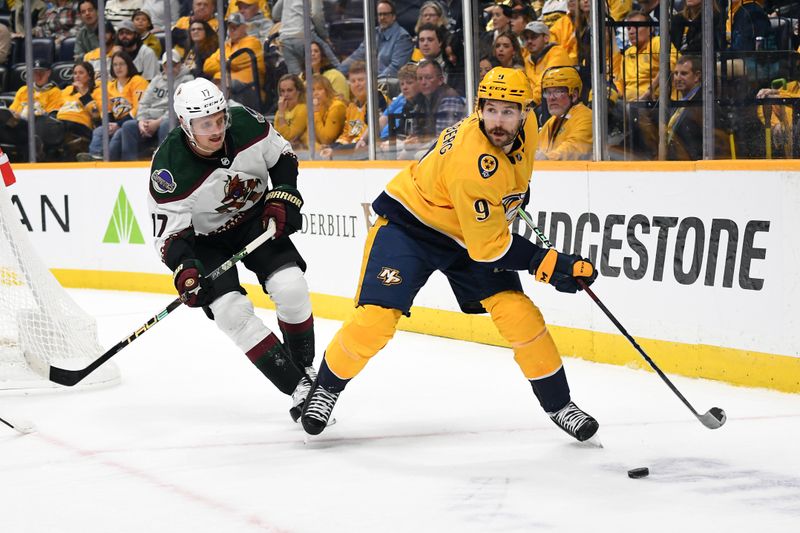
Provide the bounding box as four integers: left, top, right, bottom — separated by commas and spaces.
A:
243, 105, 266, 123
151, 169, 176, 193
478, 154, 499, 179
377, 267, 403, 286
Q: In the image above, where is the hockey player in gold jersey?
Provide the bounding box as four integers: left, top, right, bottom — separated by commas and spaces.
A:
301, 67, 600, 442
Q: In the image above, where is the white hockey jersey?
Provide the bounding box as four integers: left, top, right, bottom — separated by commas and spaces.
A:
148, 106, 296, 267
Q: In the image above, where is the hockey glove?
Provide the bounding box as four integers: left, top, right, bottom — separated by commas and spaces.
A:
263, 185, 303, 239
173, 259, 215, 307
531, 249, 598, 294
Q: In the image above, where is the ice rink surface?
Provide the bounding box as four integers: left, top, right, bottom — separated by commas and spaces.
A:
1, 289, 799, 533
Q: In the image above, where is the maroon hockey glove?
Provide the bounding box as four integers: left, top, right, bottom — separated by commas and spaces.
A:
262, 185, 303, 238
173, 259, 214, 307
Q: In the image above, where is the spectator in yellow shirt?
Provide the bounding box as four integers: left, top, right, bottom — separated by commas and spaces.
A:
78, 51, 149, 161
522, 21, 574, 107
549, 0, 578, 61
536, 66, 592, 160
55, 62, 103, 160
310, 74, 346, 148
203, 12, 265, 109
274, 74, 308, 151
0, 59, 64, 161
622, 10, 676, 102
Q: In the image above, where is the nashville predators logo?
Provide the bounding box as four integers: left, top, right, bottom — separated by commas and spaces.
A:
215, 174, 263, 212
501, 192, 527, 222
478, 154, 499, 179
377, 267, 403, 286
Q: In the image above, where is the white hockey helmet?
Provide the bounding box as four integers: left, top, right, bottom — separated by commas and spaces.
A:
173, 78, 230, 143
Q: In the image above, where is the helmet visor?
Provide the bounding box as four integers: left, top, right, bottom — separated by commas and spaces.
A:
190, 110, 229, 136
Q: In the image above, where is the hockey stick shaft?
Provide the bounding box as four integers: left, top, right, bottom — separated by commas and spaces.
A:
48, 220, 278, 387
516, 208, 725, 429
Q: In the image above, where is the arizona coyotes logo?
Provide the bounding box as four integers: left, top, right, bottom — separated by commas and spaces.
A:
377, 267, 402, 286
478, 154, 499, 179
215, 174, 263, 212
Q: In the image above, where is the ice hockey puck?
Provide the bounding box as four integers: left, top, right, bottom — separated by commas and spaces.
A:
627, 467, 649, 479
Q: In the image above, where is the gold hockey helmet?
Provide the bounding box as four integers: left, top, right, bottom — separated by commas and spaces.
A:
477, 67, 533, 108
541, 66, 583, 95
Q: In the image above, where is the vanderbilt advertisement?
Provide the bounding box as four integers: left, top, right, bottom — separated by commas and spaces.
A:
5, 164, 795, 359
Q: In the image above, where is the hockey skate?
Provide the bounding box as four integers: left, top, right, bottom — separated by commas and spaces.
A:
548, 401, 599, 442
289, 367, 317, 422
301, 379, 340, 435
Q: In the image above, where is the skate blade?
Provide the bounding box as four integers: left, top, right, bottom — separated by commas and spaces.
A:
302, 418, 337, 445
578, 433, 603, 448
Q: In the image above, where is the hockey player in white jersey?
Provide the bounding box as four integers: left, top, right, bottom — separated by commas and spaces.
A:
147, 78, 315, 422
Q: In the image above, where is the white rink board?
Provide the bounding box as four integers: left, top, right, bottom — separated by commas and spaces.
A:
6, 164, 798, 358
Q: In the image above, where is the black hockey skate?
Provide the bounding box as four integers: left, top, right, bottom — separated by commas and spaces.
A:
289, 367, 317, 422
548, 401, 599, 442
301, 379, 340, 435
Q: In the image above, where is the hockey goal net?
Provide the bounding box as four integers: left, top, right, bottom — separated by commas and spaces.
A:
0, 183, 119, 391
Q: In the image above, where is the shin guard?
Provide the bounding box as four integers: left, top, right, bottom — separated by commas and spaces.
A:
325, 305, 402, 379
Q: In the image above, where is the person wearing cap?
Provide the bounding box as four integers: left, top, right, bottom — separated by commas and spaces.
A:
202, 12, 265, 109
535, 65, 592, 160
83, 20, 117, 74
0, 59, 64, 161
233, 0, 274, 43
115, 49, 194, 160
521, 20, 574, 107
132, 9, 162, 57
116, 18, 159, 80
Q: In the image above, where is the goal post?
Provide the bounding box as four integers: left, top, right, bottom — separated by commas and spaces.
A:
0, 182, 120, 391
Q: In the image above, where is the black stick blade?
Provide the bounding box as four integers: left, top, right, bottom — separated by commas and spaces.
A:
699, 407, 726, 429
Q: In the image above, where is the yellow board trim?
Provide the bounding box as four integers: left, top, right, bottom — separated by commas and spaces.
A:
53, 268, 800, 393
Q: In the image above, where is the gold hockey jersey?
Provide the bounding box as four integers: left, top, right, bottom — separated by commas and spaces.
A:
384, 111, 538, 263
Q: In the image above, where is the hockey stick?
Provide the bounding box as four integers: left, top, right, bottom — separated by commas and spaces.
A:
516, 208, 726, 430
0, 414, 35, 434
45, 220, 278, 387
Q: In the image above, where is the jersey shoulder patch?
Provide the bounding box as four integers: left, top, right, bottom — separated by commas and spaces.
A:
149, 129, 209, 200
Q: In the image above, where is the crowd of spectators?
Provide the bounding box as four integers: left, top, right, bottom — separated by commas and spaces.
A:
0, 0, 798, 162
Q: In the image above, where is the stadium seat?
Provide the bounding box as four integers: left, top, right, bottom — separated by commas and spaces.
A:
8, 64, 27, 92
770, 18, 793, 51
58, 36, 76, 62
329, 18, 365, 60
51, 61, 74, 88
0, 13, 11, 30
32, 38, 56, 64
9, 38, 24, 66
0, 92, 16, 108
0, 65, 6, 93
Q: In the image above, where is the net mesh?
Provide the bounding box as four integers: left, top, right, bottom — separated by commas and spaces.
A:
0, 184, 119, 391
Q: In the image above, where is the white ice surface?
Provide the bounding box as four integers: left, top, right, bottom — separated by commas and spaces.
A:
1, 289, 799, 533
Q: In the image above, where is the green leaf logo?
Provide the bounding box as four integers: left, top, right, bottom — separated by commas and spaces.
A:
103, 187, 144, 244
